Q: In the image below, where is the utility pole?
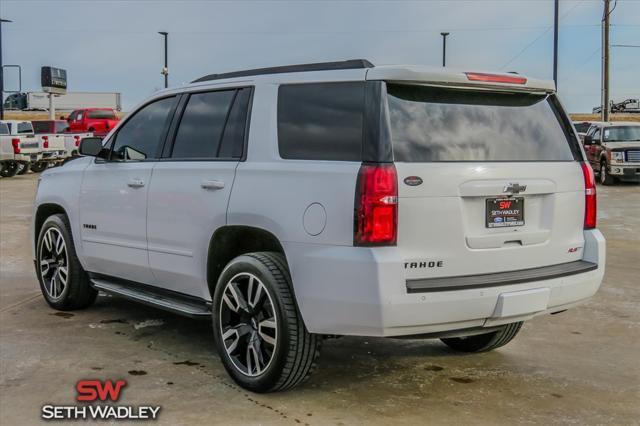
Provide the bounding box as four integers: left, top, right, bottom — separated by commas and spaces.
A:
440, 32, 450, 67
158, 31, 168, 89
602, 0, 611, 122
553, 0, 559, 88
0, 18, 13, 120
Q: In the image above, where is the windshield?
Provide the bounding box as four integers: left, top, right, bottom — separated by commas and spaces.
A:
386, 84, 578, 162
603, 126, 640, 142
87, 110, 116, 119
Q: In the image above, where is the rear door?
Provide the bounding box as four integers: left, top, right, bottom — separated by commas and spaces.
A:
146, 88, 251, 299
385, 84, 586, 280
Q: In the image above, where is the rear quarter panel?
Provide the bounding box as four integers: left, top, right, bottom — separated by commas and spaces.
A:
227, 84, 360, 246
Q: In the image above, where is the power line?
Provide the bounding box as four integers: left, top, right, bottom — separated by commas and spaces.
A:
499, 0, 586, 70
3, 24, 604, 36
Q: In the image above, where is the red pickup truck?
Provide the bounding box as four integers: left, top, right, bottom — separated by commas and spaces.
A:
65, 108, 120, 136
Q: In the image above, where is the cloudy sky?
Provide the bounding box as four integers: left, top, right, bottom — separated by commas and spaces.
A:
2, 0, 639, 112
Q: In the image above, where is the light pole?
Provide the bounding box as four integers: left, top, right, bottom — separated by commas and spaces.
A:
0, 18, 13, 120
440, 32, 450, 67
158, 31, 168, 89
553, 0, 559, 88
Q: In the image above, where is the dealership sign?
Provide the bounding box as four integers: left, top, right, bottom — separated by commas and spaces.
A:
41, 66, 68, 95
41, 379, 161, 421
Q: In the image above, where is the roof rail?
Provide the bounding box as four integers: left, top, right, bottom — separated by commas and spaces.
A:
191, 59, 374, 83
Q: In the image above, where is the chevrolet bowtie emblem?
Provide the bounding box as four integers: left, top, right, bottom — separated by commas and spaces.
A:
503, 183, 527, 194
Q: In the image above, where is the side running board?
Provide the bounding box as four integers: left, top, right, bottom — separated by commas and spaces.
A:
90, 277, 211, 319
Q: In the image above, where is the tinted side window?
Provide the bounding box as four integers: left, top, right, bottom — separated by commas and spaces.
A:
111, 96, 176, 161
171, 90, 235, 158
219, 88, 251, 159
0, 123, 8, 135
88, 110, 116, 119
278, 82, 364, 161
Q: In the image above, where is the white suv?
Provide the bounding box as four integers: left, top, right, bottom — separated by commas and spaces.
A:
32, 60, 605, 392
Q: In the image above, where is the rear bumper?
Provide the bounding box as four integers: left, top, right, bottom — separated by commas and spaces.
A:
14, 153, 43, 163
285, 229, 605, 337
42, 150, 67, 161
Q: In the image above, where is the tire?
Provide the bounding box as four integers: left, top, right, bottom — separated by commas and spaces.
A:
599, 159, 615, 185
441, 322, 523, 353
36, 214, 98, 310
16, 162, 29, 175
0, 161, 19, 178
212, 252, 321, 393
30, 162, 48, 173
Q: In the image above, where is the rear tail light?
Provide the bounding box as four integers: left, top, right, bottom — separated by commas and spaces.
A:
74, 135, 81, 147
354, 163, 398, 246
581, 162, 597, 229
42, 135, 49, 149
11, 138, 20, 154
465, 72, 527, 85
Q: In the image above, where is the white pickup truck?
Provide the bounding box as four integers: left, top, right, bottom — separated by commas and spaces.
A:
0, 120, 43, 177
34, 134, 67, 171
32, 120, 92, 162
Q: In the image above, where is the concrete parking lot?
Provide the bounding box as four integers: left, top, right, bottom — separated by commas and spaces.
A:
1, 173, 638, 425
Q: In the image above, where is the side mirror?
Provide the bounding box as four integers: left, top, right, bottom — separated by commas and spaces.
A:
79, 137, 105, 157
583, 135, 593, 145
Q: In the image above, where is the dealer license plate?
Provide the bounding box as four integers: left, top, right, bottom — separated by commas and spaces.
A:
486, 197, 524, 228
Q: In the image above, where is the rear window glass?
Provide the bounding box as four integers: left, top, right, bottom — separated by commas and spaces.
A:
278, 82, 364, 161
387, 84, 577, 162
32, 122, 51, 134
17, 122, 33, 134
88, 110, 116, 119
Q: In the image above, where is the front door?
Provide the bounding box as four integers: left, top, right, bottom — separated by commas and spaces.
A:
147, 88, 251, 299
79, 96, 178, 284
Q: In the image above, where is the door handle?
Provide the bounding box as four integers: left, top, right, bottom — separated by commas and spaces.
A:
127, 178, 145, 188
201, 180, 225, 190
